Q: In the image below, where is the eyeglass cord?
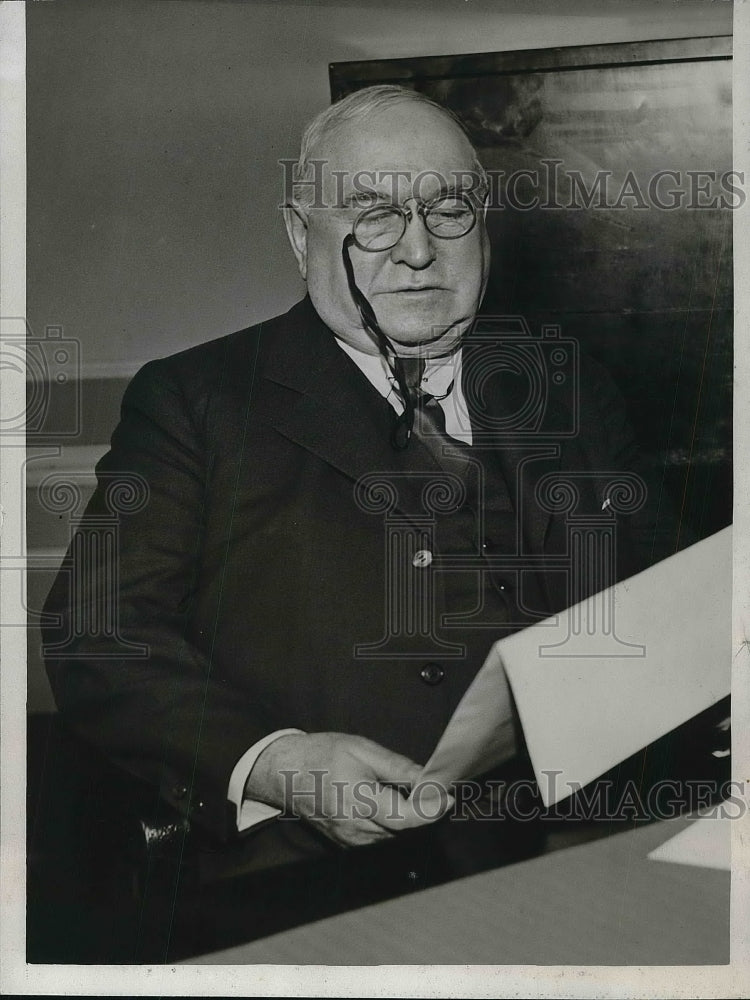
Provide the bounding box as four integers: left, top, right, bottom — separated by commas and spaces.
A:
342, 234, 415, 450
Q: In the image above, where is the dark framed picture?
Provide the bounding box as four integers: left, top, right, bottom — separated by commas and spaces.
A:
331, 36, 733, 541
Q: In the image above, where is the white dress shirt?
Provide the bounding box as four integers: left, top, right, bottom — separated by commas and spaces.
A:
337, 339, 473, 444
227, 338, 471, 831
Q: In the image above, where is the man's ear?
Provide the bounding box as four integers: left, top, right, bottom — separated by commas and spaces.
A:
283, 205, 309, 280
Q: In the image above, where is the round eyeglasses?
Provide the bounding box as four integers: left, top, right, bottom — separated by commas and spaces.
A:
351, 194, 478, 252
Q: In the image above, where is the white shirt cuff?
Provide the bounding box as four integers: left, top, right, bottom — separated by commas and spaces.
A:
227, 728, 305, 832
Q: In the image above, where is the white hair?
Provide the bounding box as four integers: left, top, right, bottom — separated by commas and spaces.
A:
292, 84, 488, 209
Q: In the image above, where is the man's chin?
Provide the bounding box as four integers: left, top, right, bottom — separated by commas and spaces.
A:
378, 315, 471, 353
376, 303, 468, 344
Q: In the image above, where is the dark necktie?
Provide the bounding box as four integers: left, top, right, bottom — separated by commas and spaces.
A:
398, 357, 472, 481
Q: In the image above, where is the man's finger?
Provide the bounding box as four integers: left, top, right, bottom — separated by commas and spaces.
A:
349, 737, 423, 786
366, 782, 454, 831
313, 815, 394, 847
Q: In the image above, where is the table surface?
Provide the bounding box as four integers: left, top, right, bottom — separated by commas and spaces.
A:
188, 816, 729, 966
26, 709, 733, 965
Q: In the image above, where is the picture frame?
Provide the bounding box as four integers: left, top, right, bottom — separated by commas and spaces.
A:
331, 35, 734, 541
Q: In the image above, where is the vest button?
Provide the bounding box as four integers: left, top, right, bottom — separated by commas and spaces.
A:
475, 536, 498, 553
412, 549, 433, 568
420, 662, 445, 685
172, 784, 188, 800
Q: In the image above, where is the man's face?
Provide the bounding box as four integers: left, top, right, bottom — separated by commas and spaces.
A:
286, 101, 490, 357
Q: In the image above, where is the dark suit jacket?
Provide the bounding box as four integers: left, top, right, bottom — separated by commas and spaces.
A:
43, 296, 684, 845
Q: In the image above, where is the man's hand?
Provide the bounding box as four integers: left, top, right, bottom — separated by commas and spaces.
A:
244, 732, 453, 847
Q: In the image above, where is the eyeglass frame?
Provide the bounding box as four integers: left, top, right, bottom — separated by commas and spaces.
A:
348, 191, 483, 253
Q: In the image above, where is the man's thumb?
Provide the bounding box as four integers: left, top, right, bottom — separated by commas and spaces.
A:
355, 738, 423, 786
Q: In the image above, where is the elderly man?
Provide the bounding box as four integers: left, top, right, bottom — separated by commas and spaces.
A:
43, 86, 677, 864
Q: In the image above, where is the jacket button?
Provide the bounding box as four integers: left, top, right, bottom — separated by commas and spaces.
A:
420, 662, 445, 685
412, 549, 433, 568
172, 784, 188, 800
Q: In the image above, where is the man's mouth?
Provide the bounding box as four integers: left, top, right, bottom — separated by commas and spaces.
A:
377, 286, 445, 295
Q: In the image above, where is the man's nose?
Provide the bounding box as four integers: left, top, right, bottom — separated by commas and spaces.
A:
389, 206, 436, 269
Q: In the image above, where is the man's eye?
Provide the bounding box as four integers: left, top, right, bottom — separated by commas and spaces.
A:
429, 209, 472, 226
363, 207, 397, 221
431, 208, 467, 219
349, 193, 386, 211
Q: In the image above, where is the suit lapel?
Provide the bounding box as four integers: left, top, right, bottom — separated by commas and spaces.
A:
256, 297, 440, 519
256, 299, 578, 548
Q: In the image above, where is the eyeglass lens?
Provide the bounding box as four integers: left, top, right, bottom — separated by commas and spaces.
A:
353, 195, 476, 251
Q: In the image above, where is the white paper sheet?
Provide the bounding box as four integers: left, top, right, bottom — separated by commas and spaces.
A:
419, 527, 731, 805
418, 640, 517, 788
647, 811, 731, 870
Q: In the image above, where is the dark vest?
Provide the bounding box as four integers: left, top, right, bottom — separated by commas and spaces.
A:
353, 378, 551, 729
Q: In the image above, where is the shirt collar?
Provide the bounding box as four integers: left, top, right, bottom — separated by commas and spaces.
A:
335, 338, 461, 402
